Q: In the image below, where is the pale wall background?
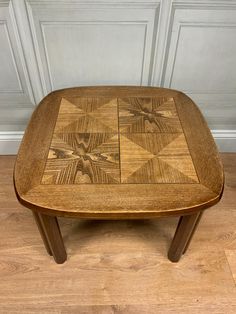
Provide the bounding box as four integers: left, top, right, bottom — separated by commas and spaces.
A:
0, 0, 236, 153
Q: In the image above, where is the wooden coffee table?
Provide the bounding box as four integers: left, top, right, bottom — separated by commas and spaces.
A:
14, 86, 224, 264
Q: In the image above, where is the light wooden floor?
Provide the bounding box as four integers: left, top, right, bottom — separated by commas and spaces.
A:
0, 154, 235, 313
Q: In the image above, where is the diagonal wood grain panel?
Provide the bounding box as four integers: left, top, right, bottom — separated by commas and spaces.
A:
118, 97, 183, 133
41, 96, 199, 185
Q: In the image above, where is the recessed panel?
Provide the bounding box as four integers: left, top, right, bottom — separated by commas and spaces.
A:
42, 23, 147, 89
170, 25, 236, 92
0, 23, 22, 91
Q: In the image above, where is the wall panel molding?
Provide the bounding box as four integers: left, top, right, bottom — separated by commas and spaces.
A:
11, 0, 45, 103
0, 0, 37, 137
158, 0, 236, 134
0, 0, 35, 105
0, 20, 23, 93
26, 0, 160, 93
163, 22, 236, 91
151, 0, 236, 87
172, 0, 236, 10
39, 21, 149, 90
0, 0, 235, 152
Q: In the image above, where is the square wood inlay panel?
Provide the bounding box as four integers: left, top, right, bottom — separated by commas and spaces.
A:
41, 97, 199, 185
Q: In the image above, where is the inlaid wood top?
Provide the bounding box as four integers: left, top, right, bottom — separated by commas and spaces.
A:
41, 97, 198, 185
14, 87, 224, 218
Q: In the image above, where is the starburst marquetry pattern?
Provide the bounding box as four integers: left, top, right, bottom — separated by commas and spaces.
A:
41, 97, 199, 185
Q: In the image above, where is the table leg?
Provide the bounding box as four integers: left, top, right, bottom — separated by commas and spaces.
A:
182, 211, 203, 255
33, 211, 52, 256
168, 212, 202, 262
33, 211, 67, 264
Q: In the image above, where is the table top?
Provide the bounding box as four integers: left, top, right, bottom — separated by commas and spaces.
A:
14, 86, 224, 218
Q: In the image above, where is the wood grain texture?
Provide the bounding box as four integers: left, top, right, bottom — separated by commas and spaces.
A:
42, 133, 120, 184
168, 212, 202, 262
118, 97, 182, 133
14, 86, 224, 218
42, 96, 198, 185
225, 250, 236, 285
175, 92, 224, 196
1, 154, 236, 313
37, 213, 67, 264
13, 92, 61, 195
33, 211, 52, 256
22, 184, 217, 218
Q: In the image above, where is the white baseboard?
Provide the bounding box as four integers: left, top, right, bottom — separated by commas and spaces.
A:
211, 130, 236, 152
0, 130, 235, 155
0, 132, 24, 155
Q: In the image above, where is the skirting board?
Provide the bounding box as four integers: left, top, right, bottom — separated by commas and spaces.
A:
0, 130, 235, 155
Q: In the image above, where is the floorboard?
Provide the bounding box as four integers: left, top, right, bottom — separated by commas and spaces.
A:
0, 154, 235, 313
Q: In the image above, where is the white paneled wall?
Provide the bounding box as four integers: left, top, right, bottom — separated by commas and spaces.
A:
0, 0, 236, 153
0, 0, 35, 134
26, 1, 159, 91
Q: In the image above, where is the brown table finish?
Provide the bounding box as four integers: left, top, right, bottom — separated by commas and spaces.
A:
14, 86, 224, 264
